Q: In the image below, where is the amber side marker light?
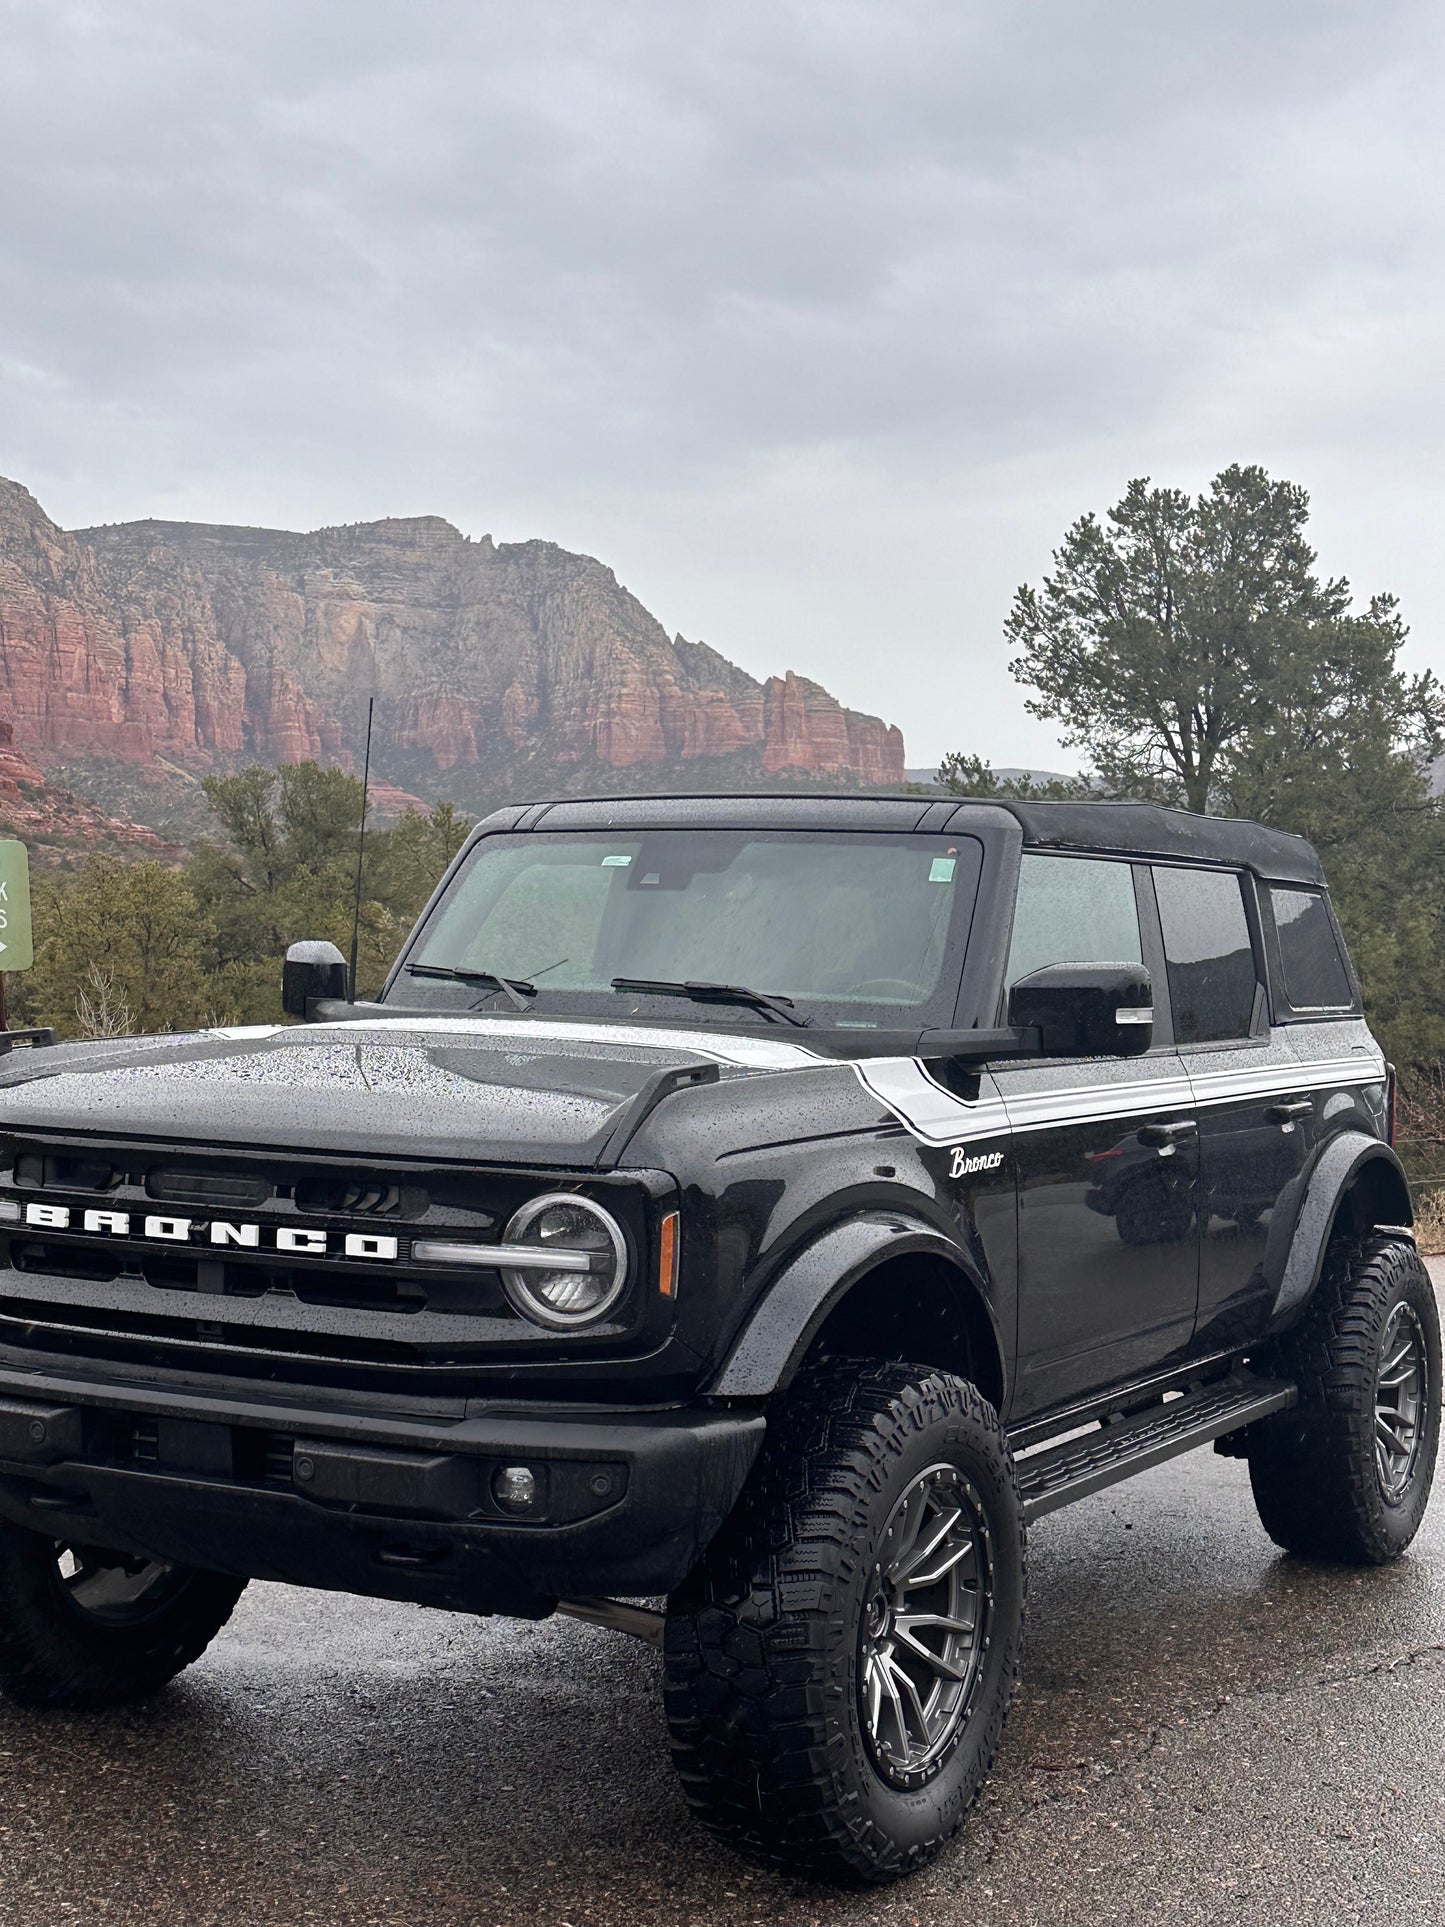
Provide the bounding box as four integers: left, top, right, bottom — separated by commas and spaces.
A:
658, 1211, 680, 1297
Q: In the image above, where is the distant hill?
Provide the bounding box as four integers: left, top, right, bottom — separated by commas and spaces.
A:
0, 476, 905, 841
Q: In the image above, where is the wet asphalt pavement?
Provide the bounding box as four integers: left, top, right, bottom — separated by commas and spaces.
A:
4, 1277, 1445, 1926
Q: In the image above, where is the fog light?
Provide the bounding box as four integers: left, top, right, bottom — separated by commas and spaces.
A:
492, 1465, 538, 1514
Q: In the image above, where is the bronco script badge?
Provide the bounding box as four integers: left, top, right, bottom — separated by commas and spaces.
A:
948, 1146, 1005, 1180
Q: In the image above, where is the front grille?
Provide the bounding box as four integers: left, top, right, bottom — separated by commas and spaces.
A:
11, 1240, 445, 1314
0, 1135, 651, 1390
146, 1168, 271, 1209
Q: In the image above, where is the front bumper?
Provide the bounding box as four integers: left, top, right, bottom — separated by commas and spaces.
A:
0, 1364, 764, 1616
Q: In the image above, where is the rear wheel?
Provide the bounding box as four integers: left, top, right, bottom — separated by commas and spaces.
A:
663, 1359, 1025, 1884
1248, 1234, 1441, 1564
0, 1522, 246, 1707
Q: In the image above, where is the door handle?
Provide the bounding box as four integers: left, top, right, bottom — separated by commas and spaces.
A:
1265, 1099, 1313, 1123
1137, 1119, 1198, 1149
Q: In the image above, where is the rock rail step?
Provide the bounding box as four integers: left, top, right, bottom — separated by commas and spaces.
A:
1015, 1373, 1297, 1521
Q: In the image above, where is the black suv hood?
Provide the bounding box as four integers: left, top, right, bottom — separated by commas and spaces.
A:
0, 1015, 821, 1165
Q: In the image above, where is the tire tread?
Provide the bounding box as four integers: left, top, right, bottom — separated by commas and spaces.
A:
664, 1357, 1025, 1883
1250, 1233, 1440, 1564
0, 1526, 246, 1709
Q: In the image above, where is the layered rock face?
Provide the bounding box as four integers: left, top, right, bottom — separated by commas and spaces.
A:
0, 719, 180, 860
0, 477, 904, 810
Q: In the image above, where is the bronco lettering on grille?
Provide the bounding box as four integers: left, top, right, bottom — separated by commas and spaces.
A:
15, 1203, 399, 1261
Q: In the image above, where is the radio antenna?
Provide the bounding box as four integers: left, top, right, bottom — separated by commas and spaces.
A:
348, 696, 375, 1002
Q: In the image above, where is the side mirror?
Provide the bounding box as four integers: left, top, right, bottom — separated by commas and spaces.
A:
282, 939, 349, 1020
1007, 962, 1153, 1058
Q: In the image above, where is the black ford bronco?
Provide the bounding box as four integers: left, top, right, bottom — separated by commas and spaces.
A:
0, 793, 1437, 1883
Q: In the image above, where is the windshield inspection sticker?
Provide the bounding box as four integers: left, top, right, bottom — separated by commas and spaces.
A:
929, 855, 956, 883
601, 854, 631, 867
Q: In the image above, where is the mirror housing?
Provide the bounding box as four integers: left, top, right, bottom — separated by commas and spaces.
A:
1007, 962, 1153, 1058
283, 939, 349, 1020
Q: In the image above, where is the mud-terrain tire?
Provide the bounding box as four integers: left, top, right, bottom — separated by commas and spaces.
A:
663, 1359, 1025, 1885
1249, 1234, 1441, 1564
0, 1523, 246, 1708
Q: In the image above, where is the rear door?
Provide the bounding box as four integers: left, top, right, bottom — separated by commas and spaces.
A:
1152, 863, 1306, 1354
997, 852, 1199, 1417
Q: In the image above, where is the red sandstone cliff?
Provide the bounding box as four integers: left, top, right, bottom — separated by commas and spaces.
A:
0, 477, 905, 812
0, 718, 181, 861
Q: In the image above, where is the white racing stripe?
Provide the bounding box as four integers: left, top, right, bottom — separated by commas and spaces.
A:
853, 1059, 1010, 1147
1188, 1052, 1385, 1107
853, 1050, 1386, 1149
1001, 1072, 1197, 1136
299, 1011, 825, 1072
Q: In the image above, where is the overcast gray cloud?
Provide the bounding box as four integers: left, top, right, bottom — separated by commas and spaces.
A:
2, 0, 1443, 766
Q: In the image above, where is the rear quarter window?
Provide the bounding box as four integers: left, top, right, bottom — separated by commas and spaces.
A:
1268, 886, 1356, 1012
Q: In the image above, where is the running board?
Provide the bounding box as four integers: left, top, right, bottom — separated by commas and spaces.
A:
1014, 1373, 1297, 1522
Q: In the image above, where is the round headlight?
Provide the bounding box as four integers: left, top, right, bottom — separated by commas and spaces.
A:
500, 1193, 629, 1330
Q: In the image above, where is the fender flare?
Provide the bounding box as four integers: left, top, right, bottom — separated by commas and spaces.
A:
709, 1213, 1002, 1400
1266, 1131, 1413, 1329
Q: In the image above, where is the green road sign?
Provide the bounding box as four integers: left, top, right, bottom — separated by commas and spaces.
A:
0, 841, 34, 972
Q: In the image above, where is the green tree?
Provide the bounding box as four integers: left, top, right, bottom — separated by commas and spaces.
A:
1222, 605, 1445, 1066
188, 765, 471, 1021
944, 466, 1445, 1076
936, 752, 1089, 802
376, 799, 471, 924
1000, 465, 1439, 812
11, 765, 476, 1039
20, 859, 214, 1037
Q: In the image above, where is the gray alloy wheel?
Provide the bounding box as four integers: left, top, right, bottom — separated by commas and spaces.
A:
859, 1463, 993, 1790
55, 1544, 190, 1626
1374, 1301, 1429, 1501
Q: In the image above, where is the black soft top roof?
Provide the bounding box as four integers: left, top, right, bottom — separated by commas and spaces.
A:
989, 799, 1325, 886
490, 792, 1325, 887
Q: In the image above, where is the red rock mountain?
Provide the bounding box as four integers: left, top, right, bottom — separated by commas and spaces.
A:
0, 477, 904, 820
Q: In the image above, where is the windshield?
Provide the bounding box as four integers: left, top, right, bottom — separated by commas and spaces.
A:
388, 830, 983, 1029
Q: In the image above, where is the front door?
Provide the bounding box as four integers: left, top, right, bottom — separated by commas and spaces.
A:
997, 852, 1200, 1418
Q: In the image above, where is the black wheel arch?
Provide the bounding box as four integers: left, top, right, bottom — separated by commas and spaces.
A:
1266, 1130, 1414, 1332
709, 1213, 1006, 1411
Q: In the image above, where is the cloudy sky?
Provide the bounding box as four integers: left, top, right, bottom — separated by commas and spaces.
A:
2, 1, 1442, 769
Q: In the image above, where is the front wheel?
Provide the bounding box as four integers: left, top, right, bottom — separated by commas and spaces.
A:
0, 1523, 247, 1707
663, 1359, 1025, 1884
1248, 1233, 1441, 1564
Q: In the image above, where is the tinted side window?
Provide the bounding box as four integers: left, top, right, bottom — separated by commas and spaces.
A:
1006, 854, 1142, 986
1270, 886, 1354, 1010
1152, 866, 1258, 1044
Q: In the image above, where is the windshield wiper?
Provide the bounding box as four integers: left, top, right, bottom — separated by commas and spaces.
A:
405, 963, 536, 1012
610, 977, 812, 1029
